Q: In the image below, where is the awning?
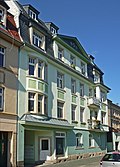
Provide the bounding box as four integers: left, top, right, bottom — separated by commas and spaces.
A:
19, 113, 73, 130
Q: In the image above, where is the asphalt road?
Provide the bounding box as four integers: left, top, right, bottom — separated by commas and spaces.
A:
37, 156, 102, 167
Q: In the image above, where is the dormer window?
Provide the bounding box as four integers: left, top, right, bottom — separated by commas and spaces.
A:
32, 31, 45, 50
94, 71, 100, 83
29, 10, 37, 20
51, 27, 56, 34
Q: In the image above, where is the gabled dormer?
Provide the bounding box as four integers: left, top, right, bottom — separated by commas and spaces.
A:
23, 4, 40, 21
45, 22, 59, 35
0, 1, 9, 27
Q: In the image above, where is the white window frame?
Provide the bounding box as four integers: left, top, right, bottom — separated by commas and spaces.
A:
0, 46, 5, 67
38, 60, 42, 78
70, 55, 76, 66
38, 94, 43, 113
80, 107, 84, 123
29, 10, 37, 20
76, 133, 83, 148
28, 92, 35, 112
29, 57, 35, 76
81, 61, 86, 75
80, 83, 84, 97
58, 47, 64, 61
71, 104, 76, 121
71, 79, 76, 94
33, 32, 43, 48
57, 72, 64, 89
89, 134, 95, 147
101, 111, 106, 124
57, 101, 64, 118
0, 87, 4, 110
51, 27, 56, 34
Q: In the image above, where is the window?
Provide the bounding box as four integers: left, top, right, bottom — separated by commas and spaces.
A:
101, 112, 106, 124
38, 94, 43, 113
51, 27, 56, 34
57, 101, 64, 118
101, 91, 106, 102
57, 72, 64, 89
33, 32, 44, 49
70, 55, 76, 68
89, 134, 95, 147
0, 47, 5, 67
58, 47, 64, 61
44, 96, 48, 115
76, 133, 83, 148
94, 111, 98, 120
80, 107, 84, 123
0, 88, 3, 110
71, 79, 76, 94
29, 10, 37, 20
94, 72, 100, 83
81, 61, 85, 75
28, 92, 35, 111
44, 63, 48, 82
71, 104, 76, 121
0, 9, 3, 23
29, 57, 35, 76
38, 60, 42, 78
80, 83, 84, 97
89, 88, 92, 97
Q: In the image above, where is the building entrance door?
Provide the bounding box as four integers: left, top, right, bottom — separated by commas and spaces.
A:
0, 132, 8, 167
40, 138, 50, 161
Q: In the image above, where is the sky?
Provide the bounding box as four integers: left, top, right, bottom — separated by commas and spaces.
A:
19, 0, 120, 104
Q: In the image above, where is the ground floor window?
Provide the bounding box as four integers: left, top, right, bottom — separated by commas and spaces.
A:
76, 133, 83, 148
89, 134, 95, 147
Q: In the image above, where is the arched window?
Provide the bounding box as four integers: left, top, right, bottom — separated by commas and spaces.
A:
89, 134, 95, 147
76, 133, 83, 148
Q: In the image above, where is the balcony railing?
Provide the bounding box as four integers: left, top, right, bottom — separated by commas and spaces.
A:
87, 119, 101, 130
87, 97, 100, 108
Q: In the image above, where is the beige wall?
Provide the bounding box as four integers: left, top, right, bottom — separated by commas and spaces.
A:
0, 37, 19, 167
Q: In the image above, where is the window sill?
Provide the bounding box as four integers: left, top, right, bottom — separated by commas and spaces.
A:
72, 120, 78, 124
89, 146, 96, 149
57, 87, 66, 93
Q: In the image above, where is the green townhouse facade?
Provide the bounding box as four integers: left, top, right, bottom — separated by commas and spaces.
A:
6, 0, 110, 166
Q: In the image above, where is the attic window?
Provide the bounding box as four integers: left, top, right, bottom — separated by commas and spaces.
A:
32, 31, 45, 50
50, 27, 56, 34
29, 10, 37, 20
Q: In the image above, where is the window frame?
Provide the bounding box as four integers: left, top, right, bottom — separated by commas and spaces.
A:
29, 9, 37, 20
71, 78, 76, 94
0, 87, 4, 111
76, 133, 83, 148
0, 46, 5, 67
81, 61, 86, 75
58, 46, 64, 61
89, 134, 95, 147
29, 57, 35, 76
80, 83, 84, 97
57, 72, 64, 89
57, 101, 64, 118
28, 92, 35, 112
70, 55, 76, 66
80, 107, 84, 123
38, 94, 43, 113
71, 104, 76, 121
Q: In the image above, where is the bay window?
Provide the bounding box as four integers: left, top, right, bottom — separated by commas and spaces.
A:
57, 101, 64, 118
28, 92, 35, 111
71, 104, 76, 121
29, 57, 35, 76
